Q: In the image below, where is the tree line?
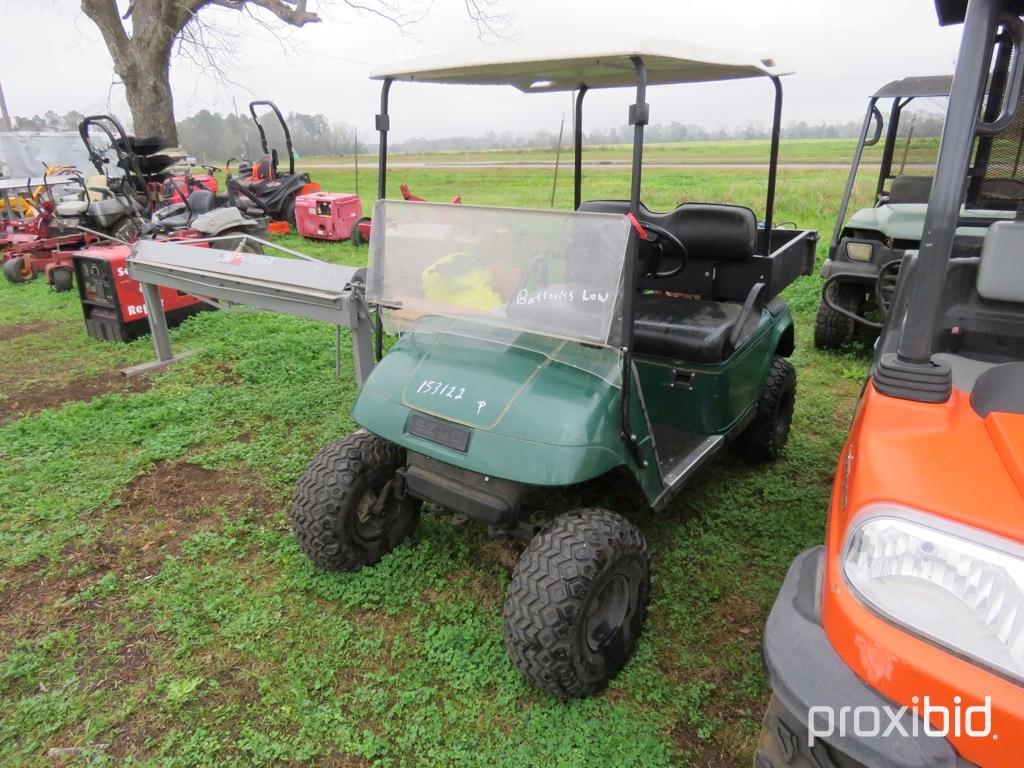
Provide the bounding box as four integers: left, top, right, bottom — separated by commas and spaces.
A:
9, 109, 868, 160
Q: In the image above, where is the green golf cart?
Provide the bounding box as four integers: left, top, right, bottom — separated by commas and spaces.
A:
816, 73, 1024, 349
292, 40, 818, 697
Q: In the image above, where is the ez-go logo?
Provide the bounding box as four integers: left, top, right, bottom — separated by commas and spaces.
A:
808, 696, 995, 746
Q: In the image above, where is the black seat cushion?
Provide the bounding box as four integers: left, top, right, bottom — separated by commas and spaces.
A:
634, 295, 747, 363
186, 189, 218, 215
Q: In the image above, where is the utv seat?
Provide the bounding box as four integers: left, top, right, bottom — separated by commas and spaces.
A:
578, 200, 763, 363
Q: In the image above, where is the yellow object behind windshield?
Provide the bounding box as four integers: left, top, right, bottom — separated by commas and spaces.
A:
422, 252, 503, 312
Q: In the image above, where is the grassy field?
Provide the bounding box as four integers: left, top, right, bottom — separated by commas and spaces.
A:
0, 163, 873, 767
305, 135, 938, 168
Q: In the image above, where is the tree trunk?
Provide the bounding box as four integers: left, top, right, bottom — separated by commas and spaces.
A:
119, 49, 179, 145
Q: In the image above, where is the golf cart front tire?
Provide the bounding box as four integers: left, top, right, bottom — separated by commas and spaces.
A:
291, 431, 420, 572
503, 508, 651, 698
813, 282, 864, 350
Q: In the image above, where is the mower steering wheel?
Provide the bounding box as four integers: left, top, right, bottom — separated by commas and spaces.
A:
201, 164, 222, 174
640, 222, 687, 279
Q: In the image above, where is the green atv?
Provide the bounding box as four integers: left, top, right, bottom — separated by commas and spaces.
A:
816, 74, 1024, 349
292, 40, 818, 697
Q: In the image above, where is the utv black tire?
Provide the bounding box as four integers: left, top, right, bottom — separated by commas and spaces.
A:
291, 431, 420, 571
49, 267, 73, 292
503, 508, 651, 698
3, 257, 30, 284
735, 355, 796, 464
352, 217, 371, 246
813, 281, 865, 350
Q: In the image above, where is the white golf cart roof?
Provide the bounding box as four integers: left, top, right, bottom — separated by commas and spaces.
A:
371, 37, 790, 91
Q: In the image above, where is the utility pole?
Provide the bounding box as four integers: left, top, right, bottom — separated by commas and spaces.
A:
0, 80, 12, 131
354, 128, 359, 197
550, 112, 566, 207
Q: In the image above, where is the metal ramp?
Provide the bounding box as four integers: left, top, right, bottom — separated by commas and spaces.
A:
125, 236, 375, 383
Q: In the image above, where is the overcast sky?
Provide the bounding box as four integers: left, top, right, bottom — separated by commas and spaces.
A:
2, 0, 964, 143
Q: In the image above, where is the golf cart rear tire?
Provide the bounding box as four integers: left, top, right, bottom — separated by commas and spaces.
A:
503, 508, 651, 698
49, 267, 73, 292
735, 355, 796, 464
3, 257, 30, 284
813, 282, 864, 350
291, 431, 420, 572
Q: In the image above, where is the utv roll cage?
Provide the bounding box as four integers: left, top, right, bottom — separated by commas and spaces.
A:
877, 0, 1024, 399
830, 76, 953, 253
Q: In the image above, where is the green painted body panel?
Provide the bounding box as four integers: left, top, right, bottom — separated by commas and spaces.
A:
635, 307, 790, 435
352, 308, 792, 507
846, 203, 1008, 241
352, 316, 661, 498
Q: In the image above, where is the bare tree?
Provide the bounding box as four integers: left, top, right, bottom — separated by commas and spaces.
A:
80, 0, 513, 145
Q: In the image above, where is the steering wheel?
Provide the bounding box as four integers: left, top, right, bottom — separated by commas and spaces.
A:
640, 222, 688, 278
201, 164, 222, 174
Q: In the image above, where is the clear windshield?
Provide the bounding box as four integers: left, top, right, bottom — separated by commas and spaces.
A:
366, 200, 632, 347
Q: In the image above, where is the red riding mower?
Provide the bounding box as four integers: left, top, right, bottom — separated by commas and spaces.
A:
226, 101, 319, 228
350, 183, 463, 245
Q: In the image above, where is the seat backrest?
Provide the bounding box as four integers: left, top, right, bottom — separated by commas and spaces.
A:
577, 200, 757, 298
888, 175, 933, 204
186, 189, 218, 215
977, 220, 1024, 304
671, 203, 757, 263
251, 155, 276, 182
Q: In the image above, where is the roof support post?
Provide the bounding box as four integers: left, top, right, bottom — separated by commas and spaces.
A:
832, 97, 880, 251
377, 78, 394, 201
764, 75, 783, 239
573, 85, 588, 210
896, 0, 1001, 366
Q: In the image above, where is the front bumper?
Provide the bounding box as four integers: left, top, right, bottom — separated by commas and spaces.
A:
756, 547, 977, 768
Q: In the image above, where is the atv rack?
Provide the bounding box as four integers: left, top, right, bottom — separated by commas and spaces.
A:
125, 236, 375, 381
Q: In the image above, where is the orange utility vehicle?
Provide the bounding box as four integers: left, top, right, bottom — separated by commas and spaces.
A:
756, 1, 1024, 767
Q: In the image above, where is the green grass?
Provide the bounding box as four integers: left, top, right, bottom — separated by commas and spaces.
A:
0, 165, 871, 767
305, 135, 939, 168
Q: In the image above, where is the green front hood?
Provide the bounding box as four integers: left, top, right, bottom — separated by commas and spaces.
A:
361, 316, 622, 444
846, 203, 1010, 241
351, 316, 658, 491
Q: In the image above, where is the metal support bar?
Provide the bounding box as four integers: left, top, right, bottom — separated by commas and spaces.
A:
764, 76, 783, 238
377, 78, 394, 201
619, 57, 648, 468
876, 98, 906, 200
832, 97, 880, 251
573, 85, 588, 210
896, 0, 1004, 365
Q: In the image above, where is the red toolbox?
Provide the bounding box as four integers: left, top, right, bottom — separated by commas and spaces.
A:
295, 192, 363, 241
